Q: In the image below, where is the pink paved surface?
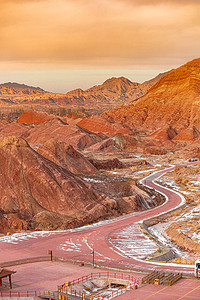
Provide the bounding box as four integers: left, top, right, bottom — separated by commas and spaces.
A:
117, 278, 200, 299
0, 163, 199, 289
0, 262, 200, 299
0, 169, 194, 275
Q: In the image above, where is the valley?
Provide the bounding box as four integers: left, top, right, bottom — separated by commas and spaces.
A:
0, 57, 200, 298
1, 0, 200, 297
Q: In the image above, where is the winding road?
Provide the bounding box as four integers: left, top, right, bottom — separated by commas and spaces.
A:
0, 163, 199, 276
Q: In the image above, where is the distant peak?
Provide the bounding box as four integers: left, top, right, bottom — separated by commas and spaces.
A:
103, 77, 133, 85
1, 82, 44, 91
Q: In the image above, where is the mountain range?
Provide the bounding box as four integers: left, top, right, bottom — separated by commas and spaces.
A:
0, 72, 169, 112
102, 58, 200, 133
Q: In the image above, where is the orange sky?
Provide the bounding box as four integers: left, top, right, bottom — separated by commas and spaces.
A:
0, 0, 199, 92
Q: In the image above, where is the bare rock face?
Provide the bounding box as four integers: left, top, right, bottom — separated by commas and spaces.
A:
143, 145, 167, 155
91, 180, 157, 214
85, 138, 121, 153
172, 126, 200, 141
102, 58, 200, 133
37, 139, 98, 174
148, 126, 177, 141
112, 134, 139, 152
0, 136, 118, 232
89, 158, 123, 170
77, 116, 133, 137
188, 146, 200, 159
0, 213, 28, 233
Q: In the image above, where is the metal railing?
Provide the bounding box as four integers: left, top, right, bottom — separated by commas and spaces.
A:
67, 272, 138, 286
58, 272, 139, 300
0, 290, 40, 297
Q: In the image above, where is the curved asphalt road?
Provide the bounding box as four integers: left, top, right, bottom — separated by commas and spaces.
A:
0, 162, 199, 275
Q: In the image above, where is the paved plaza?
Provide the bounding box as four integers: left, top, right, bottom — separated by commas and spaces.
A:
0, 261, 200, 299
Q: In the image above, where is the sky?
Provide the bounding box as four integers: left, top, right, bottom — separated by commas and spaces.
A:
0, 0, 199, 93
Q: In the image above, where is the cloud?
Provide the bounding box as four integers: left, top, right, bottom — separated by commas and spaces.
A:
115, 0, 200, 5
0, 0, 199, 69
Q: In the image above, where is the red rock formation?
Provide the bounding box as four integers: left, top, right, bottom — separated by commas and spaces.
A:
0, 119, 30, 138
177, 136, 200, 158
37, 139, 98, 174
103, 58, 200, 132
85, 138, 120, 153
112, 134, 139, 152
89, 158, 123, 170
148, 126, 177, 141
17, 109, 53, 125
2, 116, 100, 151
143, 145, 167, 155
77, 116, 133, 137
172, 126, 200, 141
0, 136, 118, 231
25, 118, 98, 150
188, 146, 200, 159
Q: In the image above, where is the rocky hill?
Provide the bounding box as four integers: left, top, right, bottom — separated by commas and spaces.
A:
77, 116, 133, 137
0, 82, 65, 105
0, 72, 168, 111
65, 72, 169, 110
0, 82, 45, 96
17, 109, 54, 125
0, 136, 117, 232
37, 139, 98, 174
102, 58, 200, 134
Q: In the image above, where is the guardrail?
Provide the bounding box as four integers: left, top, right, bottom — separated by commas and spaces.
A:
59, 283, 136, 300
0, 256, 50, 268
0, 290, 60, 299
68, 271, 139, 286
58, 272, 139, 300
0, 272, 139, 299
0, 290, 40, 297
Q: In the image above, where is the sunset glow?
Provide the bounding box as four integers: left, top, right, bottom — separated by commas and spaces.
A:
0, 0, 199, 92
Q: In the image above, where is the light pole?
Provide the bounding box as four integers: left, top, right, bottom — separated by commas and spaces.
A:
48, 249, 53, 262
91, 248, 95, 269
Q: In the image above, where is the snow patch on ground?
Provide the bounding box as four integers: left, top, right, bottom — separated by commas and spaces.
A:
59, 238, 82, 252
0, 212, 141, 245
110, 224, 158, 259
149, 223, 188, 258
